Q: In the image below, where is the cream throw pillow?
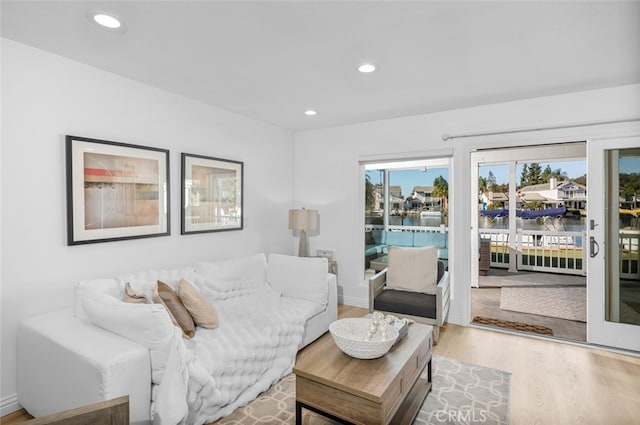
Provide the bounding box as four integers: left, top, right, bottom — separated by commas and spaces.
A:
386, 246, 439, 294
152, 281, 196, 339
122, 282, 147, 304
178, 279, 218, 329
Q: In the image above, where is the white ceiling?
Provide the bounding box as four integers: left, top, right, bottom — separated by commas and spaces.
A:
2, 1, 640, 131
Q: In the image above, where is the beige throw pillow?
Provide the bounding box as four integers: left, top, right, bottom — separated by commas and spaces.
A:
152, 281, 196, 339
122, 282, 147, 304
386, 246, 439, 294
178, 279, 218, 329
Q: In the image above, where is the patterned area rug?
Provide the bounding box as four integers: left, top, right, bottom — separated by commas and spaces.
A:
214, 356, 510, 425
472, 316, 554, 336
500, 286, 586, 322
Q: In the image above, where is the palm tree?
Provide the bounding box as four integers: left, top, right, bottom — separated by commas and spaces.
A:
365, 173, 375, 211
478, 176, 488, 206
433, 175, 449, 212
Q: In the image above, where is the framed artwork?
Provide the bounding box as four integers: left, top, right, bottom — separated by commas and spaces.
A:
181, 153, 243, 234
66, 135, 170, 245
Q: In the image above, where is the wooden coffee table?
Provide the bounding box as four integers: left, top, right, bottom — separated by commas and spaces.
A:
293, 322, 433, 425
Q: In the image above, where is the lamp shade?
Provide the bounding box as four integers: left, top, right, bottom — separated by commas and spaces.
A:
288, 208, 318, 231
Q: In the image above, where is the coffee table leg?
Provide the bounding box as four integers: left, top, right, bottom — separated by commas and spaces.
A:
296, 401, 302, 425
428, 357, 432, 382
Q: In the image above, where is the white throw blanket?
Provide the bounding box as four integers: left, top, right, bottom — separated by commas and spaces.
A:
153, 282, 307, 425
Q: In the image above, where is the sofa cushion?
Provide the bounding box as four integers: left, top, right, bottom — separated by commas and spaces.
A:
153, 281, 196, 339
365, 245, 386, 256
194, 253, 267, 291
267, 254, 328, 308
386, 246, 439, 294
385, 231, 414, 247
413, 232, 447, 248
81, 291, 177, 385
178, 279, 218, 329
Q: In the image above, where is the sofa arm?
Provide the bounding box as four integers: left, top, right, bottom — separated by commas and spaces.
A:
326, 273, 338, 322
18, 309, 152, 424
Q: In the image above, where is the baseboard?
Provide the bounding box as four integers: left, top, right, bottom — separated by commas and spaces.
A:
1, 393, 21, 416
339, 295, 368, 309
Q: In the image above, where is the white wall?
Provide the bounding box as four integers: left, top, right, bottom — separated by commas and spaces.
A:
293, 83, 640, 323
3, 36, 640, 417
0, 39, 295, 413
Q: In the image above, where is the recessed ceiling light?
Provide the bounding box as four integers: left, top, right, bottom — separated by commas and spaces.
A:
90, 12, 126, 32
304, 110, 318, 116
358, 63, 377, 73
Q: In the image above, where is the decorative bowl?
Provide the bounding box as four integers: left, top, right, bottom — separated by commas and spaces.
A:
329, 318, 399, 359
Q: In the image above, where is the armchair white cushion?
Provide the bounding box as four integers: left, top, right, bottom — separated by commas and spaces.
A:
386, 246, 438, 294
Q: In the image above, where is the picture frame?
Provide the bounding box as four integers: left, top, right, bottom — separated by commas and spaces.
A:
66, 135, 170, 245
181, 153, 243, 234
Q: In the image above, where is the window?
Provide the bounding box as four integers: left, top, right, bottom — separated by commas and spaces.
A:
363, 158, 450, 277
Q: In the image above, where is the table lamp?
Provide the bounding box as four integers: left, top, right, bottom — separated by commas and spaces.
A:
289, 208, 318, 257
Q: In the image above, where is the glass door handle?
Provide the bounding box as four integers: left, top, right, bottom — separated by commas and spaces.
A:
590, 236, 600, 258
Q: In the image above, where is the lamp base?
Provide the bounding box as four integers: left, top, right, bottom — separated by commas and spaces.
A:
298, 229, 310, 257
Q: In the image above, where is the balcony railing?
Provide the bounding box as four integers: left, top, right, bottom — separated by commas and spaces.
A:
365, 224, 447, 233
480, 228, 586, 276
366, 224, 640, 279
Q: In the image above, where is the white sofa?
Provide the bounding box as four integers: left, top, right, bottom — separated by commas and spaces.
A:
17, 253, 337, 425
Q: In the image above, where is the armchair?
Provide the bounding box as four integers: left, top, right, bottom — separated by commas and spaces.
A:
368, 246, 450, 343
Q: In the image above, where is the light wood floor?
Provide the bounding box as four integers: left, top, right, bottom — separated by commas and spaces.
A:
340, 305, 640, 425
4, 305, 640, 425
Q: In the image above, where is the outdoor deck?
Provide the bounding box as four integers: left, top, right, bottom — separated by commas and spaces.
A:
473, 268, 587, 342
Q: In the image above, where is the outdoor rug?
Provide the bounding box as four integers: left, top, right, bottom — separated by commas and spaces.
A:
472, 316, 554, 336
500, 285, 586, 322
214, 356, 511, 425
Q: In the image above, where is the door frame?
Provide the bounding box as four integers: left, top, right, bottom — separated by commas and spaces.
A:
587, 135, 640, 351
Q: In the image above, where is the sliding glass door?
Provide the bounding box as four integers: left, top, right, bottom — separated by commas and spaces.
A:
587, 137, 640, 351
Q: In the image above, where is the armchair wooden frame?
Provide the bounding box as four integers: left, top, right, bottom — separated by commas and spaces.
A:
369, 267, 450, 343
